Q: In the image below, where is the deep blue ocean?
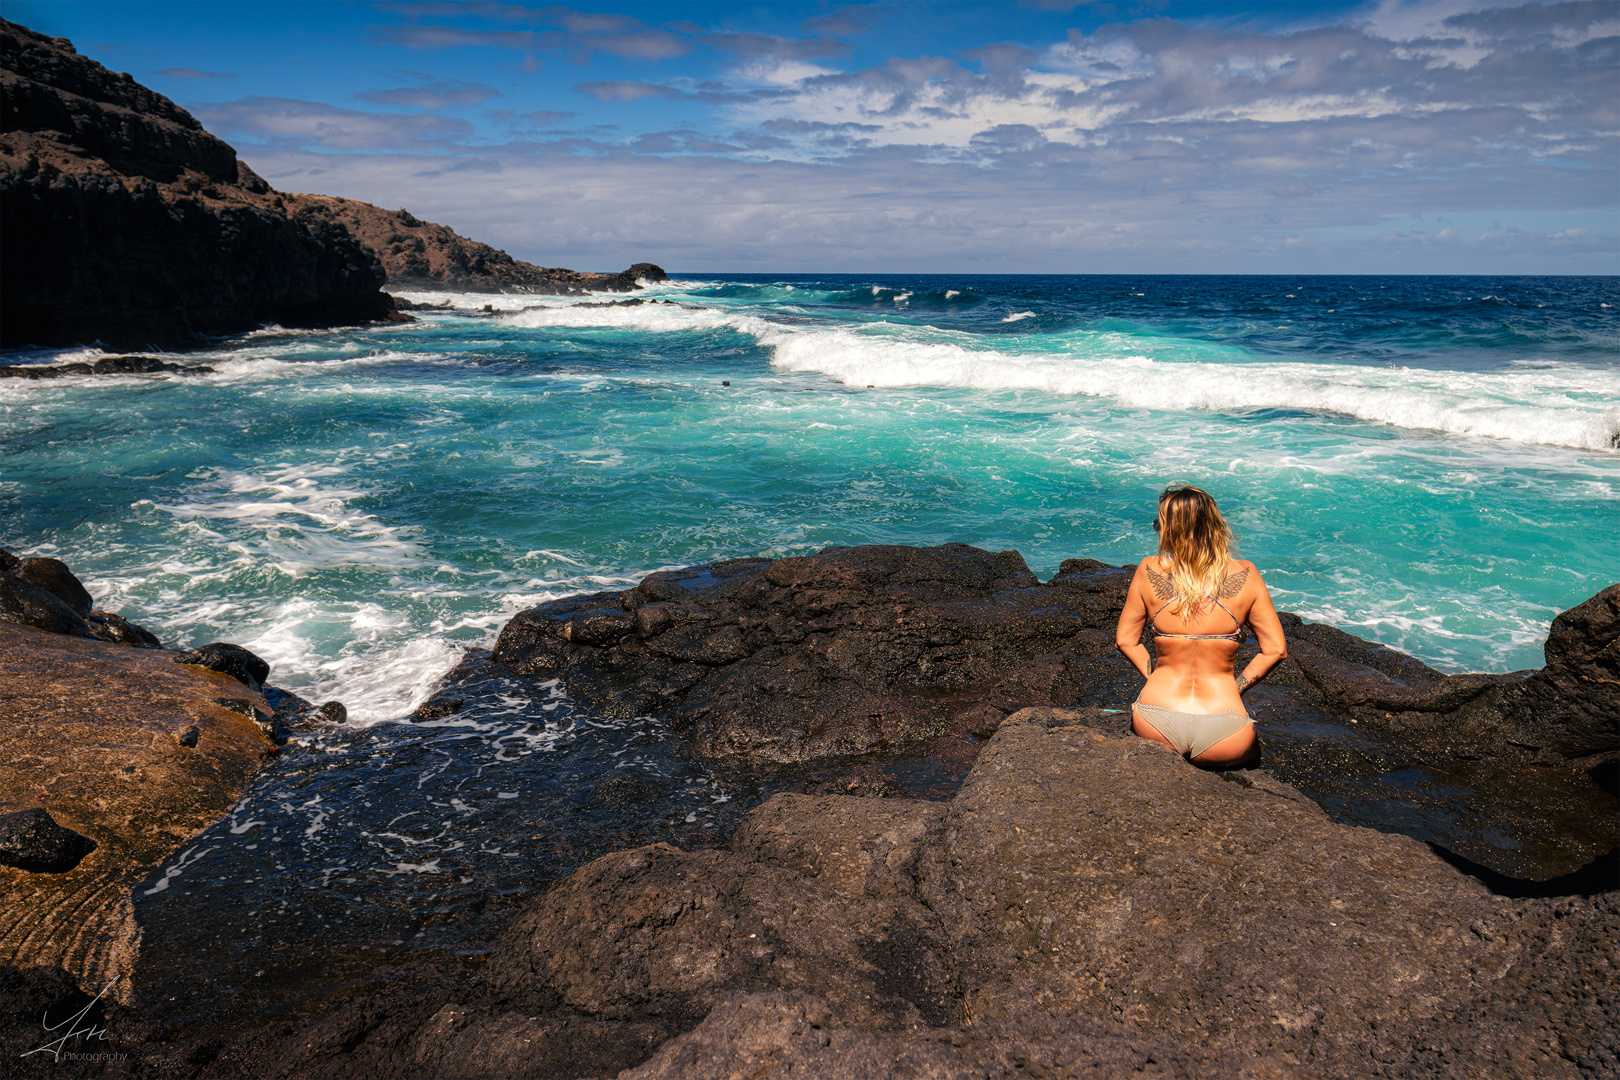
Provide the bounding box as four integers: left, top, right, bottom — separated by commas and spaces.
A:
3, 273, 1617, 1023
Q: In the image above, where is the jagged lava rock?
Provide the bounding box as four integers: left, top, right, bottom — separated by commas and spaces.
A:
491, 544, 1132, 763
1284, 583, 1619, 770
282, 193, 668, 296
0, 18, 395, 348
473, 708, 1616, 1078
1, 545, 165, 648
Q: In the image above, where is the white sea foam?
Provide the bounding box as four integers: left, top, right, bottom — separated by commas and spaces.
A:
498, 301, 770, 337
1002, 311, 1036, 322
757, 324, 1620, 451
152, 505, 418, 576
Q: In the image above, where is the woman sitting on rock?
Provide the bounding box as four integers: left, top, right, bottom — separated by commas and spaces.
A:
1115, 486, 1287, 768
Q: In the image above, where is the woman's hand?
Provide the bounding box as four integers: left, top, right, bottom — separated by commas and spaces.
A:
1235, 568, 1288, 690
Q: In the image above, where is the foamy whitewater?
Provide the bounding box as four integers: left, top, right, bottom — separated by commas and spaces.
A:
3, 273, 1616, 1026
6, 274, 1615, 714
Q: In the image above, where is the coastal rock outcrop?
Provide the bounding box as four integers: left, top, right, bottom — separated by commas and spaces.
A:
0, 548, 298, 1000
491, 543, 1617, 774
492, 544, 1131, 763
0, 545, 164, 647
282, 194, 669, 296
0, 18, 395, 349
319, 709, 1613, 1079
1282, 584, 1620, 783
0, 621, 275, 1001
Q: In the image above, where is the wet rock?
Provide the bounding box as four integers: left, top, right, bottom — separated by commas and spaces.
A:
317, 700, 347, 724
413, 696, 463, 720
0, 807, 96, 872
176, 725, 199, 748
86, 609, 164, 648
593, 774, 664, 807
0, 570, 91, 637
174, 641, 270, 691
0, 355, 216, 378
0, 621, 271, 996
492, 544, 1131, 764
11, 556, 92, 615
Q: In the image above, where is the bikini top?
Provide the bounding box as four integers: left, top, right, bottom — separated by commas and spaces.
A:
1148, 595, 1246, 642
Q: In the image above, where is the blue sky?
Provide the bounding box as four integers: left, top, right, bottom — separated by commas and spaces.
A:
9, 0, 1618, 274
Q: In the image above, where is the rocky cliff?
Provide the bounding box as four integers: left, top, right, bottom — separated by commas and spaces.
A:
282, 194, 668, 295
0, 20, 382, 349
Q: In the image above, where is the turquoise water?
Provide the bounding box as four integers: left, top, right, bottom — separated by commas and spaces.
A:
3, 274, 1617, 723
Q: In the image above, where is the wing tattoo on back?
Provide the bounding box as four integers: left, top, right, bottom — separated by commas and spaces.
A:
1218, 567, 1250, 599
1145, 564, 1174, 600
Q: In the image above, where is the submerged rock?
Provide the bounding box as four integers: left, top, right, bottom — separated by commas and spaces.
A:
0, 355, 216, 378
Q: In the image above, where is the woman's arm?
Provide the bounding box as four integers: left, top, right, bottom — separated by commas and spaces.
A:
1236, 565, 1288, 693
1115, 563, 1154, 679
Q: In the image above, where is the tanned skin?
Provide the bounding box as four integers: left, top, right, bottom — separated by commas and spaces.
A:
1115, 556, 1287, 767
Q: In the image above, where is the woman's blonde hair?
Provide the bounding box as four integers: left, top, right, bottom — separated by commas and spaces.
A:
1155, 486, 1234, 617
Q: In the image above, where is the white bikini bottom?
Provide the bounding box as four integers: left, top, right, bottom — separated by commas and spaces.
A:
1132, 699, 1253, 759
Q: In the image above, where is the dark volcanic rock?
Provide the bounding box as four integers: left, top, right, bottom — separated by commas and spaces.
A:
0, 569, 91, 637
483, 839, 956, 1032
86, 609, 164, 648
491, 544, 1132, 763
174, 641, 271, 691
11, 555, 92, 615
492, 543, 1618, 785
1286, 583, 1620, 767
1, 546, 166, 649
280, 193, 668, 296
470, 708, 1618, 1079
0, 354, 216, 378
619, 990, 1194, 1080
0, 18, 395, 348
0, 807, 96, 872
1475, 583, 1620, 758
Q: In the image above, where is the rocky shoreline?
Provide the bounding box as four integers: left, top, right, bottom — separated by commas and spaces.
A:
1, 542, 1615, 1078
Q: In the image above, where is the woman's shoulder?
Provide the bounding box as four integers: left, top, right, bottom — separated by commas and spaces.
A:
1218, 559, 1260, 596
